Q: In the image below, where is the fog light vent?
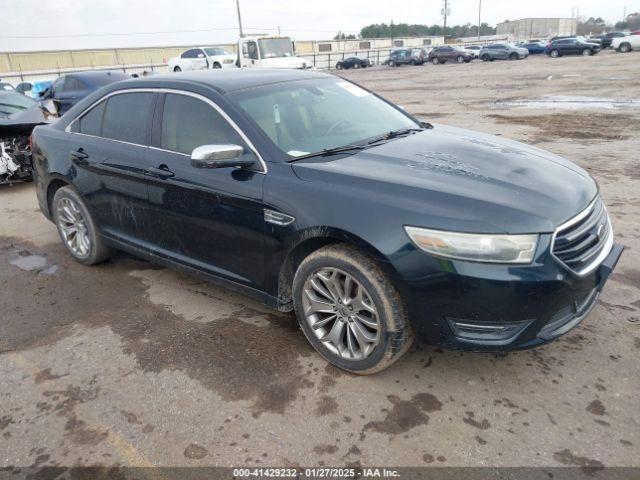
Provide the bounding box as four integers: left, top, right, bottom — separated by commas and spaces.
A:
447, 318, 532, 344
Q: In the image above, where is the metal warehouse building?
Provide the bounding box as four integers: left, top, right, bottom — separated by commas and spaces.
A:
496, 18, 577, 40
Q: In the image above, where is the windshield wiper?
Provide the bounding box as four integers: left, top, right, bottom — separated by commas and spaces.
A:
289, 144, 367, 161
367, 127, 426, 145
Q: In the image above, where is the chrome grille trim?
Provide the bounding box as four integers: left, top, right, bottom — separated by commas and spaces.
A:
551, 197, 613, 277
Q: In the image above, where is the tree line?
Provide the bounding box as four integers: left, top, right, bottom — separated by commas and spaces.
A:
335, 22, 496, 40
335, 14, 639, 40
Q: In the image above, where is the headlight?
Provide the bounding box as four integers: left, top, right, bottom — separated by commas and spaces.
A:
404, 226, 538, 264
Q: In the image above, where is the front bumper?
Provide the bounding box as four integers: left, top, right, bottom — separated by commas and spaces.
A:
398, 237, 623, 351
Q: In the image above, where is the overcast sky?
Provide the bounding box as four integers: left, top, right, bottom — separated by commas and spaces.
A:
1, 0, 636, 52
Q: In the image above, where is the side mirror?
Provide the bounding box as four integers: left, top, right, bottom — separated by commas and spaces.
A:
191, 144, 254, 169
40, 99, 58, 117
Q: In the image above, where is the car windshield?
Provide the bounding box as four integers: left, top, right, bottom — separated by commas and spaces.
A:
258, 38, 294, 59
204, 47, 232, 56
0, 91, 36, 115
229, 78, 419, 158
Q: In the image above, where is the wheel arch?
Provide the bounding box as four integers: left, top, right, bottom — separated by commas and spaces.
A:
45, 174, 72, 220
275, 227, 406, 311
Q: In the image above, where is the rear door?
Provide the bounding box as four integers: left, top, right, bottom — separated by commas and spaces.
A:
68, 91, 159, 245
144, 91, 266, 288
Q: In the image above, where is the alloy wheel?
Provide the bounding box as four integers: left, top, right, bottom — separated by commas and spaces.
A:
302, 267, 380, 360
56, 197, 91, 257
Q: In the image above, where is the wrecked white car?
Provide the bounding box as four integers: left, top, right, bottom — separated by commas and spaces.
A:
0, 91, 56, 184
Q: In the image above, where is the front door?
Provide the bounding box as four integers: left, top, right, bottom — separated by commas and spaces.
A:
145, 91, 266, 289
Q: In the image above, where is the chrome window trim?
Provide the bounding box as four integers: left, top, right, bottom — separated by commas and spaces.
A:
550, 196, 613, 277
64, 87, 267, 174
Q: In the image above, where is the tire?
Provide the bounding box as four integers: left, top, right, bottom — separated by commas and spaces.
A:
509, 52, 518, 60
293, 244, 414, 374
354, 62, 360, 69
481, 54, 491, 62
410, 59, 416, 65
52, 186, 111, 265
456, 55, 464, 63
212, 62, 222, 68
619, 43, 631, 53
389, 60, 396, 67
336, 62, 343, 70
582, 49, 593, 56
431, 57, 439, 65
173, 66, 182, 72
550, 49, 560, 58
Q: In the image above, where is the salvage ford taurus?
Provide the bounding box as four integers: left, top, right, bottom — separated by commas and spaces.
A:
31, 70, 623, 374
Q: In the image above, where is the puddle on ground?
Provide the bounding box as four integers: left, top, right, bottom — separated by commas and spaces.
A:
8, 249, 57, 275
494, 95, 640, 110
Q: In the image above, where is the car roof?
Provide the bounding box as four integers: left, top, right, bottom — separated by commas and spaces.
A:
110, 69, 333, 94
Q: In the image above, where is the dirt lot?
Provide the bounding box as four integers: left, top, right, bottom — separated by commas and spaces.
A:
1, 51, 639, 473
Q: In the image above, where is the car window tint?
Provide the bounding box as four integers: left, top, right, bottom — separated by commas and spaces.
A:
77, 100, 106, 136
102, 92, 154, 144
65, 77, 85, 91
160, 93, 241, 155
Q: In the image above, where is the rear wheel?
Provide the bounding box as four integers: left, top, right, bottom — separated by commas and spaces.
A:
550, 49, 560, 58
293, 244, 413, 374
173, 66, 182, 72
212, 62, 222, 68
509, 52, 518, 60
389, 59, 396, 67
619, 43, 631, 53
582, 48, 593, 56
53, 186, 110, 265
354, 62, 360, 69
335, 62, 343, 70
431, 57, 439, 65
456, 55, 464, 63
481, 54, 491, 62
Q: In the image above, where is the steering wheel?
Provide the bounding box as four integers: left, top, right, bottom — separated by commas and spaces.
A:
323, 119, 352, 137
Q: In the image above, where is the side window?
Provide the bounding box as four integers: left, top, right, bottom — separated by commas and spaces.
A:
196, 49, 206, 58
65, 77, 85, 91
53, 77, 65, 93
246, 41, 259, 60
102, 93, 154, 144
74, 100, 106, 135
160, 93, 242, 155
182, 49, 195, 59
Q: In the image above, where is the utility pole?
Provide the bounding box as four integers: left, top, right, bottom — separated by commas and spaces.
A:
442, 0, 450, 38
477, 0, 482, 41
235, 0, 244, 37
390, 19, 394, 45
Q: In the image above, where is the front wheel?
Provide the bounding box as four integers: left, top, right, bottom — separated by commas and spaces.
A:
335, 62, 343, 70
212, 62, 222, 68
53, 186, 111, 265
354, 62, 361, 69
293, 244, 414, 374
389, 60, 396, 67
550, 49, 560, 58
173, 66, 182, 72
431, 57, 439, 65
456, 55, 464, 63
582, 48, 593, 56
509, 52, 518, 60
481, 54, 491, 62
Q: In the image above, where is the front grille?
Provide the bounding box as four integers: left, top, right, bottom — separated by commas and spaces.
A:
552, 197, 612, 276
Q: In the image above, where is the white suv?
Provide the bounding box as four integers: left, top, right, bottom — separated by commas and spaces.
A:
611, 33, 640, 52
168, 47, 236, 72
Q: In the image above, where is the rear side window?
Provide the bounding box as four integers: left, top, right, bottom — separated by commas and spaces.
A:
160, 93, 241, 155
102, 92, 154, 145
76, 100, 106, 136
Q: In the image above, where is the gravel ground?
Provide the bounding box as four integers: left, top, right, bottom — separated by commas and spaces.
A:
1, 50, 639, 473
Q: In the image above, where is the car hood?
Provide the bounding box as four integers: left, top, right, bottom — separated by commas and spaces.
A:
291, 125, 597, 234
260, 57, 310, 69
209, 54, 236, 62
